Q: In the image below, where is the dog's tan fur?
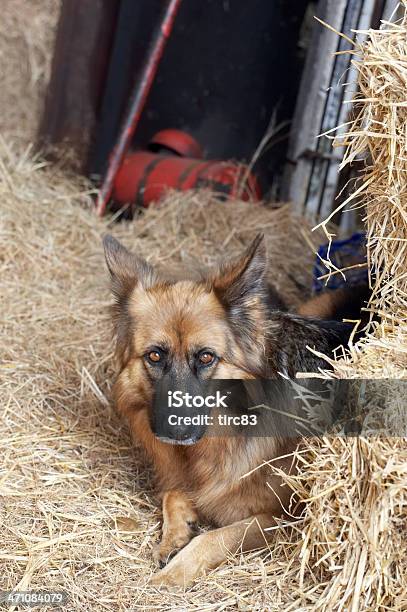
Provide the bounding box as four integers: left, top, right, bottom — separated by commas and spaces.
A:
297, 284, 371, 324
104, 235, 350, 588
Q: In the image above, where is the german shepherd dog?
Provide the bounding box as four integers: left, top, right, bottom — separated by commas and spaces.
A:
103, 234, 356, 588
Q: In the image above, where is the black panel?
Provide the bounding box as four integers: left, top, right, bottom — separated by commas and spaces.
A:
91, 0, 310, 194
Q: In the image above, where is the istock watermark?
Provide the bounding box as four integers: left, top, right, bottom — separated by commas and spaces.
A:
152, 379, 407, 443
167, 390, 229, 409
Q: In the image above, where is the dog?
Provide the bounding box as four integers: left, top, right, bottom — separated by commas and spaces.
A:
103, 233, 354, 588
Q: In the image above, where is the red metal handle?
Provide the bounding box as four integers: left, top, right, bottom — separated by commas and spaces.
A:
96, 0, 183, 216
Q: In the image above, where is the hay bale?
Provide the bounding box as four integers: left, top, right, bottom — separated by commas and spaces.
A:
338, 14, 407, 322
277, 8, 407, 611
317, 4, 407, 327
0, 0, 60, 145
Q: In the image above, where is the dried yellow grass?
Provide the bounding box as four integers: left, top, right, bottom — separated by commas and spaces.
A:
318, 3, 407, 325
341, 15, 407, 322
0, 0, 60, 145
0, 139, 320, 610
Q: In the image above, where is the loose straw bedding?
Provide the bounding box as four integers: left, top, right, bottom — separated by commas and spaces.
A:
0, 140, 318, 611
1, 3, 407, 611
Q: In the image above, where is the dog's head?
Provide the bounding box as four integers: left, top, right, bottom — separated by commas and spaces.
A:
103, 234, 269, 445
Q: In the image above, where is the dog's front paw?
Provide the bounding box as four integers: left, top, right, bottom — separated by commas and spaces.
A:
154, 491, 198, 568
153, 522, 197, 568
150, 534, 207, 589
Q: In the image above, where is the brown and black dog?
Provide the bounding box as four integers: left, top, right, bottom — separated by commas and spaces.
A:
103, 234, 357, 588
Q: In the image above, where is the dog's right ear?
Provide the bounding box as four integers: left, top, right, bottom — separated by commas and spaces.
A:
103, 235, 157, 298
211, 233, 267, 311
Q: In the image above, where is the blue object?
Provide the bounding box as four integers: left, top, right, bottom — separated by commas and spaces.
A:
313, 232, 368, 293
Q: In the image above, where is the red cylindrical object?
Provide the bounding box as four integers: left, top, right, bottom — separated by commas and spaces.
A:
113, 152, 262, 208
149, 129, 204, 158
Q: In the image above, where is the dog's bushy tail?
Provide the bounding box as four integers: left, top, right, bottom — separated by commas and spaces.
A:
297, 285, 371, 323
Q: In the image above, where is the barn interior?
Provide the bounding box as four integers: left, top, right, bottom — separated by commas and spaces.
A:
0, 1, 406, 610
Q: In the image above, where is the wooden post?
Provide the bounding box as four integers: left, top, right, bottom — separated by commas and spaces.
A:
282, 0, 348, 217
282, 0, 380, 227
37, 0, 120, 171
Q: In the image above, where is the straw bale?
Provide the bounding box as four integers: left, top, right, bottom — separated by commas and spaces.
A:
0, 0, 60, 145
282, 7, 407, 611
318, 3, 407, 326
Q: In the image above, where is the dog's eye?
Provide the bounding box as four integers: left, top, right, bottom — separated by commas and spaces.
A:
146, 349, 163, 364
197, 351, 216, 367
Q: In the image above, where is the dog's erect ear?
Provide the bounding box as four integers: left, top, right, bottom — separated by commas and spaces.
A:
103, 235, 156, 297
211, 234, 267, 310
